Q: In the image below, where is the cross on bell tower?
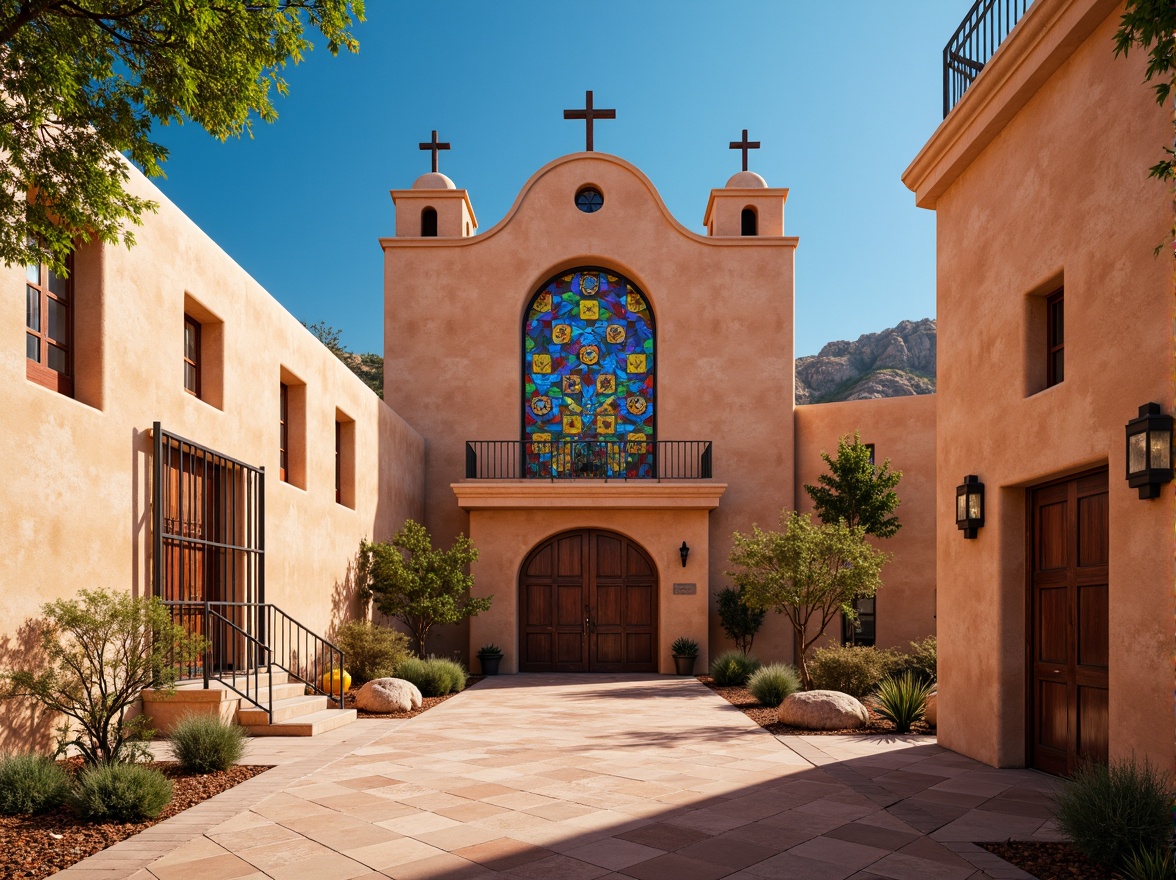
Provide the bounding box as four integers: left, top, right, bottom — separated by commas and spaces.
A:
563, 90, 616, 152
418, 130, 451, 173
729, 129, 760, 172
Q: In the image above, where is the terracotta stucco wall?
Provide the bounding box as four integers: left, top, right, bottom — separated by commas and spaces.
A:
792, 395, 938, 653
905, 0, 1172, 768
384, 154, 796, 664
0, 165, 425, 749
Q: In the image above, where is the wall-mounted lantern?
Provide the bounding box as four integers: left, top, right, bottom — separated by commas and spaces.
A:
1126, 403, 1173, 499
679, 541, 690, 567
955, 475, 984, 539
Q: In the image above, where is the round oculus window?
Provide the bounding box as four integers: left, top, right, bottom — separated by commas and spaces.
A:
575, 186, 603, 213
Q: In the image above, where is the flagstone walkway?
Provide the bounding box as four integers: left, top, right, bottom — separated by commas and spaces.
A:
59, 675, 1062, 880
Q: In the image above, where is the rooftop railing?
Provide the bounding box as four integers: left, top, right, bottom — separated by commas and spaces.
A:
465, 440, 713, 481
944, 0, 1032, 116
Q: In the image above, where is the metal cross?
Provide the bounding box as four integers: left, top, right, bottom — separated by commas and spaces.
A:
418, 130, 451, 173
729, 129, 761, 172
563, 90, 616, 152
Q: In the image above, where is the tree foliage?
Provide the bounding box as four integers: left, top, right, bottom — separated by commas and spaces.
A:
716, 586, 765, 656
0, 589, 205, 765
358, 521, 489, 658
1, 1, 365, 273
305, 321, 384, 396
803, 431, 902, 539
728, 511, 888, 689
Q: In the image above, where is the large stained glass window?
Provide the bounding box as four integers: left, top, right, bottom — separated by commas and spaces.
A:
523, 268, 654, 478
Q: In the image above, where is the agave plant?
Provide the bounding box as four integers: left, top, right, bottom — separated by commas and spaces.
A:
873, 671, 934, 733
1122, 847, 1176, 880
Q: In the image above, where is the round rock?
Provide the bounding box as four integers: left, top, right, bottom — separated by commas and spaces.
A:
778, 689, 869, 730
354, 677, 423, 713
925, 691, 937, 728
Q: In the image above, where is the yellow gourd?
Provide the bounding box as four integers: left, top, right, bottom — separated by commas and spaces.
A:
320, 668, 351, 694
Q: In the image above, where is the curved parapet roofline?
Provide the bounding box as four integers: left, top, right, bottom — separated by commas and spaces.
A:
381, 151, 798, 249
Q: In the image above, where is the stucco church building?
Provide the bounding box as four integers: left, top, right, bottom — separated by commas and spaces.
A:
0, 0, 1169, 778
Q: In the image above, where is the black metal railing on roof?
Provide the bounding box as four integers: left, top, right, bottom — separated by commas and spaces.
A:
944, 0, 1033, 116
465, 440, 713, 480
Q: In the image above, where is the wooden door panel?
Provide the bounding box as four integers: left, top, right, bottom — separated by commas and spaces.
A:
595, 585, 622, 627
1077, 494, 1108, 567
595, 536, 622, 578
1077, 584, 1108, 668
526, 544, 553, 577
1036, 587, 1068, 664
526, 633, 551, 665
556, 585, 583, 627
626, 546, 654, 578
626, 585, 654, 627
557, 536, 583, 577
626, 633, 653, 665
1077, 686, 1109, 764
595, 633, 622, 665
556, 632, 585, 664
1036, 502, 1067, 570
525, 584, 551, 627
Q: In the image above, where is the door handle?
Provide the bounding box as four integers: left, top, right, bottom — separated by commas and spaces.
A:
584, 617, 589, 635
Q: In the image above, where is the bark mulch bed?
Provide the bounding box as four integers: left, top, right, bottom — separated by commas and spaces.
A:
0, 760, 270, 880
978, 841, 1111, 880
699, 676, 932, 736
345, 676, 483, 719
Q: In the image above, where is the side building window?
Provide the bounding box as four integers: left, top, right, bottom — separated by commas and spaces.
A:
279, 382, 289, 482
26, 253, 73, 395
1046, 288, 1064, 386
843, 596, 876, 647
421, 207, 438, 237
740, 207, 757, 236
183, 315, 201, 396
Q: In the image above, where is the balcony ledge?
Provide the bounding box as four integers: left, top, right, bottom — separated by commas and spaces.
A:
453, 481, 728, 511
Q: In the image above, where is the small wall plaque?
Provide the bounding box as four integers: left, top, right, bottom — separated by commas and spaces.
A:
672, 583, 697, 595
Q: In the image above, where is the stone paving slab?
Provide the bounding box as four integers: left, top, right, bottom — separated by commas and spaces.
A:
57, 675, 1058, 879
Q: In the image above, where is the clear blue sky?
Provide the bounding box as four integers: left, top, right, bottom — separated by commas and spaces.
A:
151, 1, 966, 358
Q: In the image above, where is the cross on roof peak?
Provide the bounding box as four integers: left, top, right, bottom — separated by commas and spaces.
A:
418, 130, 451, 173
729, 129, 760, 172
563, 90, 616, 152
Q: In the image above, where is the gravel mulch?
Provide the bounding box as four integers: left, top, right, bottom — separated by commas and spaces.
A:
698, 676, 932, 736
978, 841, 1111, 880
0, 760, 270, 880
345, 676, 483, 719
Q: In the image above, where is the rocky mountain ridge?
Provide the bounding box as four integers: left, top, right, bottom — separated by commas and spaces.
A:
795, 318, 936, 405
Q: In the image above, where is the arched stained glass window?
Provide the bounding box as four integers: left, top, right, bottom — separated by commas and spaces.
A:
523, 268, 654, 478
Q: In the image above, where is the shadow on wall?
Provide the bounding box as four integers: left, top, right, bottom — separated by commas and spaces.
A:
0, 618, 57, 753
329, 547, 367, 638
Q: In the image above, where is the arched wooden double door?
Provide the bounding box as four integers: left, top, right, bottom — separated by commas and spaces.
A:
519, 530, 658, 672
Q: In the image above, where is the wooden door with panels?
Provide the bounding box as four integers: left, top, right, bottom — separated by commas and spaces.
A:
1028, 468, 1109, 775
519, 530, 658, 673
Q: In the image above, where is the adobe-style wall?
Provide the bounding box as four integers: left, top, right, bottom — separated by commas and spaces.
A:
0, 164, 425, 750
904, 0, 1172, 768
383, 153, 797, 664
792, 395, 937, 653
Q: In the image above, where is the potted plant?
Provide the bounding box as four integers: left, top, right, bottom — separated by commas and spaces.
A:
477, 644, 504, 676
671, 637, 700, 676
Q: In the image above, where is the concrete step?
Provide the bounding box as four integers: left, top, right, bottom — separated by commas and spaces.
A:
236, 694, 327, 726
241, 708, 358, 737
176, 670, 292, 691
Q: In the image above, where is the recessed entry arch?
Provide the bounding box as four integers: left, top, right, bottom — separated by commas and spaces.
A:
518, 528, 658, 672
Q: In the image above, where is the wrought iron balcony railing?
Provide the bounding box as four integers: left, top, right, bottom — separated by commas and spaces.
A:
944, 0, 1032, 116
465, 440, 713, 480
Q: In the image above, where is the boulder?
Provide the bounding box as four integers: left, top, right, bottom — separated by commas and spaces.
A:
778, 690, 869, 730
925, 692, 937, 728
354, 677, 423, 713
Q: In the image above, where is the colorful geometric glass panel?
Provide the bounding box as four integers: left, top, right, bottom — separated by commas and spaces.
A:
523, 269, 654, 477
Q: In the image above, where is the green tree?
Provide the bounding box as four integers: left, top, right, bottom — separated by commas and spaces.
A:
716, 586, 765, 656
729, 512, 888, 689
803, 431, 902, 538
1, 1, 365, 274
1, 589, 205, 765
358, 521, 490, 658
304, 321, 384, 396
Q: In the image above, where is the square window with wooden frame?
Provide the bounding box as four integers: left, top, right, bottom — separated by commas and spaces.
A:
25, 253, 73, 395
1046, 289, 1064, 387
183, 315, 201, 396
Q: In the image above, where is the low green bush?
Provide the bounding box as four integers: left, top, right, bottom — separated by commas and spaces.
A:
892, 636, 937, 686
808, 644, 898, 698
709, 650, 760, 687
335, 620, 412, 684
169, 714, 246, 774
1123, 847, 1176, 880
69, 762, 173, 822
0, 753, 70, 815
746, 663, 800, 707
395, 656, 467, 697
1054, 756, 1176, 869
671, 637, 699, 658
873, 671, 934, 733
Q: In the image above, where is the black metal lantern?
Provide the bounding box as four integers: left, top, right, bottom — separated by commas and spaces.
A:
1126, 403, 1173, 499
679, 541, 690, 567
955, 475, 984, 539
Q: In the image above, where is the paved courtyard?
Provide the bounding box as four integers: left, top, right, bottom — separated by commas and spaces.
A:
59, 675, 1061, 880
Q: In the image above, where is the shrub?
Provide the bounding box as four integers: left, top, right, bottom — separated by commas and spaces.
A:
477, 644, 503, 658
709, 650, 760, 687
169, 714, 247, 774
892, 636, 937, 685
873, 671, 934, 733
716, 587, 765, 656
335, 620, 412, 684
69, 763, 173, 822
394, 656, 467, 697
671, 637, 699, 658
1123, 848, 1176, 880
1054, 756, 1176, 869
809, 644, 898, 699
0, 753, 70, 815
746, 663, 801, 707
